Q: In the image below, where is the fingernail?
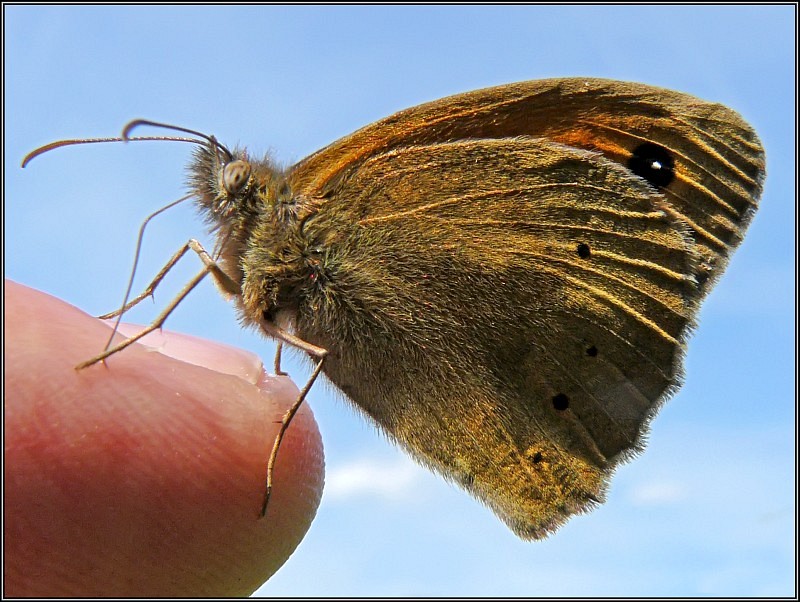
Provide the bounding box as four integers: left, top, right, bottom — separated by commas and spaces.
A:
110, 322, 265, 385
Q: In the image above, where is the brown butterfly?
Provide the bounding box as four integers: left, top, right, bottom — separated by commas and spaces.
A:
23, 78, 765, 539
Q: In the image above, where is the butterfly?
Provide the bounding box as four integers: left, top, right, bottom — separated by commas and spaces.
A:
24, 78, 765, 539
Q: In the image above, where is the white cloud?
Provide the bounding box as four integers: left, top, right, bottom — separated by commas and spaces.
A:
628, 480, 689, 506
325, 457, 425, 502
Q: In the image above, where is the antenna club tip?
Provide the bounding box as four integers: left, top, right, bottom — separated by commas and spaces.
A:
120, 121, 139, 141
121, 118, 155, 141
21, 149, 44, 168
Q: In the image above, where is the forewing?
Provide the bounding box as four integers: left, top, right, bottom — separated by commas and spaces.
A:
291, 77, 765, 299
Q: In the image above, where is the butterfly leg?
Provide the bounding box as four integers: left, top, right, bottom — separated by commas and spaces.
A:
76, 239, 240, 370
273, 342, 288, 376
258, 319, 328, 517
97, 239, 239, 320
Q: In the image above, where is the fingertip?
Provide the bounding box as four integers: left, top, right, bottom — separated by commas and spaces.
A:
4, 280, 325, 596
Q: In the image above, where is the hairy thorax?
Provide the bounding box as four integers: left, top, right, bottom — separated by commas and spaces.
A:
191, 148, 333, 332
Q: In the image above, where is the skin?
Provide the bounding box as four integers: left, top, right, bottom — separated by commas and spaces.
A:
3, 280, 324, 597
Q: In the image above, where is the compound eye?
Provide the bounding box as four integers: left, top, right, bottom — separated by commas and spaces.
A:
222, 160, 251, 194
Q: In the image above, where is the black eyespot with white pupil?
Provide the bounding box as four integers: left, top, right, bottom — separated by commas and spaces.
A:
628, 142, 675, 189
222, 160, 252, 194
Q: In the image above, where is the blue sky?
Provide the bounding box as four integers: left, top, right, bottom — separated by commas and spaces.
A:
5, 5, 795, 597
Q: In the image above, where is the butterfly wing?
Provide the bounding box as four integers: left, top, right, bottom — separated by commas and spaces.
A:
291, 78, 765, 299
284, 79, 765, 538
